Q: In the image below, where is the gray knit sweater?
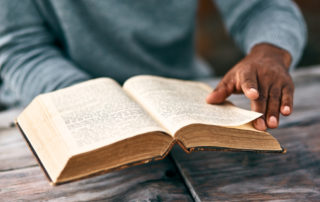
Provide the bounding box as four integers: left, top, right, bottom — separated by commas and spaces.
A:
0, 0, 306, 107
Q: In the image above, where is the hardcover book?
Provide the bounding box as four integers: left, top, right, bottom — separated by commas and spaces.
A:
16, 75, 284, 185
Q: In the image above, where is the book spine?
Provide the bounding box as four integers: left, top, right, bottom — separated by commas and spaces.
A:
15, 121, 54, 185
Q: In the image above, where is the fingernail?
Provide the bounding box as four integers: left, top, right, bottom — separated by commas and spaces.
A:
206, 94, 214, 103
249, 88, 258, 93
283, 106, 290, 114
256, 118, 266, 130
248, 88, 259, 99
269, 116, 278, 127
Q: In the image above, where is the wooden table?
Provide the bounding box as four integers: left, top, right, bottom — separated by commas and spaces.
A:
1, 66, 320, 201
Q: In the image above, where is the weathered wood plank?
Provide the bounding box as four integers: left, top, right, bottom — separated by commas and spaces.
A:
0, 128, 37, 171
171, 118, 320, 201
0, 108, 21, 129
171, 67, 320, 201
1, 66, 318, 171
1, 66, 319, 201
0, 156, 193, 201
0, 127, 192, 201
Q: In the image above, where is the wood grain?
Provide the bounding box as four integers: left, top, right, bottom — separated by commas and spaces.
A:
0, 108, 21, 129
0, 127, 37, 171
1, 66, 319, 201
0, 159, 193, 201
171, 122, 320, 201
0, 152, 192, 201
171, 66, 320, 201
0, 127, 192, 201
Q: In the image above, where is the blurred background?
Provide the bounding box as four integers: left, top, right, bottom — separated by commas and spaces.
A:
196, 0, 320, 76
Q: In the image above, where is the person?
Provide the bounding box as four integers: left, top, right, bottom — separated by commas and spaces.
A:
0, 0, 306, 131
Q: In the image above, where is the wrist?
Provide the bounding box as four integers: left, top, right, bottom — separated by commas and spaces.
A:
250, 43, 292, 71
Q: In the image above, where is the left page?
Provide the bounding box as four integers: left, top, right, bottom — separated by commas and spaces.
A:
38, 78, 167, 155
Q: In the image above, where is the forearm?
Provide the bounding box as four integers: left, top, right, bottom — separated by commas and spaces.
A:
214, 0, 307, 68
0, 0, 90, 107
0, 49, 90, 107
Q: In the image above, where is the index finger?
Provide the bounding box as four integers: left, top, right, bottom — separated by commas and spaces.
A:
240, 70, 259, 100
206, 79, 234, 104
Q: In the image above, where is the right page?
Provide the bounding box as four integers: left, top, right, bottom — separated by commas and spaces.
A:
123, 75, 262, 135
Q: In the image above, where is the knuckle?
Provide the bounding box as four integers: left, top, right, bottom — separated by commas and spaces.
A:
252, 103, 264, 113
258, 94, 267, 102
283, 95, 293, 104
288, 87, 294, 93
283, 85, 294, 94
282, 98, 292, 106
267, 111, 278, 117
243, 79, 256, 86
269, 89, 281, 99
268, 103, 280, 113
216, 81, 227, 90
264, 68, 279, 77
269, 69, 279, 76
267, 105, 279, 115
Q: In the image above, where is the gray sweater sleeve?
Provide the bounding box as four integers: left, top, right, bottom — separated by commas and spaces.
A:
214, 0, 307, 68
0, 0, 90, 107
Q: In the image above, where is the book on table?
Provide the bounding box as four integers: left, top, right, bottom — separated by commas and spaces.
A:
16, 75, 284, 185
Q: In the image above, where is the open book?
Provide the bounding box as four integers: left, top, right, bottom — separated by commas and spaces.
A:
16, 75, 284, 185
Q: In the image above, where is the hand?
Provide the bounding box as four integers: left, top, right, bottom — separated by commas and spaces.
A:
206, 43, 294, 131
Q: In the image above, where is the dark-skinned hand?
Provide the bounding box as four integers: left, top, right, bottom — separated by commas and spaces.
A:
206, 43, 294, 131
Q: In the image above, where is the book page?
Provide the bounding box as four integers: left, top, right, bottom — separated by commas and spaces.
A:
40, 78, 166, 154
123, 76, 262, 134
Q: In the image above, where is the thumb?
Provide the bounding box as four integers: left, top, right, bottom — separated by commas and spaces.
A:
206, 81, 233, 104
